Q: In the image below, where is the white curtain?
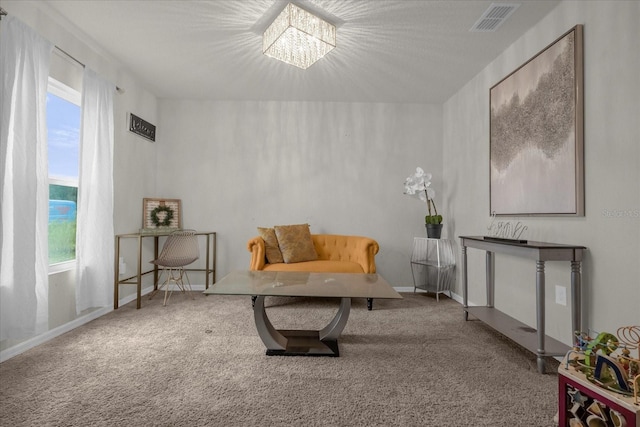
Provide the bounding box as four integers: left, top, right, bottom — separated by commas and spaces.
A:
75, 68, 115, 314
0, 17, 53, 340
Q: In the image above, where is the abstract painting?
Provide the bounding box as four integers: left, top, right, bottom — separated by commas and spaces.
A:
490, 25, 584, 216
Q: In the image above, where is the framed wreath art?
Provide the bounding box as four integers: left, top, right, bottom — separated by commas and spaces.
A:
142, 198, 182, 232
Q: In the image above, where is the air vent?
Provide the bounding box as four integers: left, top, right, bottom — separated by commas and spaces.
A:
470, 3, 520, 32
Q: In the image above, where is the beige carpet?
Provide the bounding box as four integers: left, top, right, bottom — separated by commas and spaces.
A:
0, 292, 559, 426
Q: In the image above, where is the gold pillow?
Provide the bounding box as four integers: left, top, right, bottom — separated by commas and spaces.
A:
274, 224, 318, 264
258, 227, 284, 264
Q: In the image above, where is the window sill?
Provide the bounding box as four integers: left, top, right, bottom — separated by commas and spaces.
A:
49, 260, 76, 275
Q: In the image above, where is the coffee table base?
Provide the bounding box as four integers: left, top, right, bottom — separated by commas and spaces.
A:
254, 295, 350, 357
265, 330, 340, 357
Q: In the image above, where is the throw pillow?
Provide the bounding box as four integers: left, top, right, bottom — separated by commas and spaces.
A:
274, 224, 318, 264
258, 227, 284, 264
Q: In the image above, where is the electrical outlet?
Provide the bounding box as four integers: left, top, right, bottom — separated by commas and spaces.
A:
555, 285, 567, 306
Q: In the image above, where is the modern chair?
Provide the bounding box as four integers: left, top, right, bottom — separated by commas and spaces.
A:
149, 229, 199, 306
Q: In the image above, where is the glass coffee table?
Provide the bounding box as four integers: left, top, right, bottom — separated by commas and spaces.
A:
204, 270, 402, 357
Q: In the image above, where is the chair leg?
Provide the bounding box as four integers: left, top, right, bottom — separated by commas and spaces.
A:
182, 270, 194, 299
176, 268, 185, 292
163, 268, 173, 306
172, 269, 191, 294
150, 266, 194, 306
174, 270, 184, 293
149, 269, 167, 301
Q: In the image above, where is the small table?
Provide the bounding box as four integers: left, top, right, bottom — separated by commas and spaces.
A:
114, 231, 216, 309
204, 271, 402, 357
410, 237, 456, 301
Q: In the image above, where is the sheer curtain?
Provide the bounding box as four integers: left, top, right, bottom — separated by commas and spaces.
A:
75, 68, 115, 314
0, 17, 53, 340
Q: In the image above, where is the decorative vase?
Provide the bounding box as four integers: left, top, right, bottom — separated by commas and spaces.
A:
426, 224, 443, 239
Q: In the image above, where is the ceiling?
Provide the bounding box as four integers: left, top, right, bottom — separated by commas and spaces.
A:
43, 0, 560, 103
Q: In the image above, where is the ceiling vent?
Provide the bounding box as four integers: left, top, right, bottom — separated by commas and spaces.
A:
470, 3, 520, 32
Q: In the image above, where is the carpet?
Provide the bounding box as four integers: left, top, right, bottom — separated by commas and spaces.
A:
0, 292, 559, 426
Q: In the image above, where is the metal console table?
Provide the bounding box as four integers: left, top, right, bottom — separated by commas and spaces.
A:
114, 231, 216, 309
460, 236, 586, 374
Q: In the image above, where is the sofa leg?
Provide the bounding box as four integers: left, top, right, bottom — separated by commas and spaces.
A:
251, 295, 257, 307
367, 298, 373, 311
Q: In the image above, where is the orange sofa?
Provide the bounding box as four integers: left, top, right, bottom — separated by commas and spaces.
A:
247, 234, 380, 309
248, 234, 378, 273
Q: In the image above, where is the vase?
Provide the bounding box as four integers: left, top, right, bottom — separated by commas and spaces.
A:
426, 224, 443, 239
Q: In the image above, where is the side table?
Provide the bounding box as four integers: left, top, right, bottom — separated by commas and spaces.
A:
410, 237, 455, 301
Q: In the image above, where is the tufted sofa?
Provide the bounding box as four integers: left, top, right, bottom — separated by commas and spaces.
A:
247, 234, 380, 309
248, 234, 378, 273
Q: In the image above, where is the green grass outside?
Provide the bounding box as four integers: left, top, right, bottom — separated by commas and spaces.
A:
49, 220, 76, 264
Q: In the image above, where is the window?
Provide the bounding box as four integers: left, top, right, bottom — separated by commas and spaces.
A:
47, 78, 81, 267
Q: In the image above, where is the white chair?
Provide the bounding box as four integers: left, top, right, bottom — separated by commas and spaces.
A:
149, 229, 199, 306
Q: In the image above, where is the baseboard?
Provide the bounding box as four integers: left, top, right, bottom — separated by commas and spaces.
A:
1, 285, 157, 362
0, 306, 111, 363
393, 287, 463, 304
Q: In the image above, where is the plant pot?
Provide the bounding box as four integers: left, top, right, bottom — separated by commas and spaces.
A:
426, 224, 443, 239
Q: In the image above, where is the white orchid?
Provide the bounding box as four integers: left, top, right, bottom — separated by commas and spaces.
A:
403, 167, 442, 224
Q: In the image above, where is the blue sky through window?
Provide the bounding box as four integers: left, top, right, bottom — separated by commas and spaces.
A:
47, 93, 80, 180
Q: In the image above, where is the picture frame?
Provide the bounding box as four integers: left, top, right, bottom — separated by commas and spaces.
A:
142, 198, 182, 231
490, 25, 584, 216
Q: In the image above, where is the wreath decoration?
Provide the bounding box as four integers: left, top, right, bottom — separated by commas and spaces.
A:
150, 205, 174, 227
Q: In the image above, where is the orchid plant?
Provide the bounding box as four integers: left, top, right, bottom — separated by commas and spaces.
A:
403, 167, 442, 224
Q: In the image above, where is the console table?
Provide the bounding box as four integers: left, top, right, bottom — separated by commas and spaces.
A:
459, 236, 586, 374
114, 231, 216, 309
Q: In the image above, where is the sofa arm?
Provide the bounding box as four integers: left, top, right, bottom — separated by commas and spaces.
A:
312, 235, 379, 274
356, 237, 379, 274
247, 237, 266, 270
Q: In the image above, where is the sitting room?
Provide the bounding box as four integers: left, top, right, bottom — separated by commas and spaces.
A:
1, 1, 638, 426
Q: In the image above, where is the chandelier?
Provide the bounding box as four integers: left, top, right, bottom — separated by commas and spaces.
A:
263, 3, 336, 70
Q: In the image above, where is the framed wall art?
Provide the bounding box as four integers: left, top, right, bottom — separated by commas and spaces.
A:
490, 25, 584, 216
142, 198, 182, 231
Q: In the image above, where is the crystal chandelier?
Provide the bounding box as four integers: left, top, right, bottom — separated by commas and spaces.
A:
263, 3, 336, 70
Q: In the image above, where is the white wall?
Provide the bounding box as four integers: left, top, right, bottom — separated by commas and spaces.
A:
443, 0, 640, 345
156, 100, 443, 286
